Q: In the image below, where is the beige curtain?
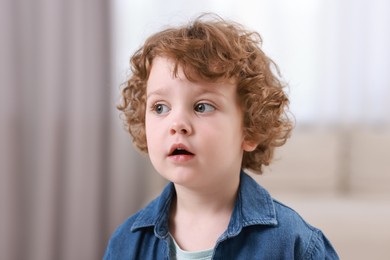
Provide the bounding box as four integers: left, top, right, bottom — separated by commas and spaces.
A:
0, 1, 164, 259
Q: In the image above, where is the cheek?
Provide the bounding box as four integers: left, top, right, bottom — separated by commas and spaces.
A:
144, 117, 155, 145
202, 118, 243, 145
145, 117, 164, 148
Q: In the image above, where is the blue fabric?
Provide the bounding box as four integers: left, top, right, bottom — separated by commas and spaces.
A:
104, 171, 339, 259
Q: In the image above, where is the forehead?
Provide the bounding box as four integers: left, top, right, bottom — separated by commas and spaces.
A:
147, 57, 176, 83
146, 57, 236, 97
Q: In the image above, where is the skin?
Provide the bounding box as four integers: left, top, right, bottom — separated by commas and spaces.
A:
145, 56, 256, 251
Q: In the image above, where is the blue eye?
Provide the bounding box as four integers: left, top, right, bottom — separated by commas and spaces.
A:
194, 103, 215, 113
154, 103, 170, 114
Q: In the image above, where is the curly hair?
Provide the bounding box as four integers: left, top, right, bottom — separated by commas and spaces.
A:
117, 14, 293, 174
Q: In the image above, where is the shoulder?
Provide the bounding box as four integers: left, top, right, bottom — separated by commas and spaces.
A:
107, 210, 143, 244
104, 184, 175, 259
271, 199, 339, 259
103, 209, 150, 259
239, 172, 338, 259
103, 202, 165, 260
103, 213, 138, 259
273, 199, 314, 231
106, 190, 167, 240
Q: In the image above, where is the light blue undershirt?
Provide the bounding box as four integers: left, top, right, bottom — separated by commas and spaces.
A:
168, 234, 214, 260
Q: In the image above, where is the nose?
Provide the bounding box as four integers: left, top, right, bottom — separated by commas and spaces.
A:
170, 118, 193, 136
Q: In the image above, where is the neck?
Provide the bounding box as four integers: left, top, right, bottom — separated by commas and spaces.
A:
172, 173, 240, 216
168, 173, 241, 251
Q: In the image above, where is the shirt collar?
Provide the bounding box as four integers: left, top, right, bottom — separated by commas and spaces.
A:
225, 171, 278, 238
130, 181, 174, 238
131, 171, 277, 238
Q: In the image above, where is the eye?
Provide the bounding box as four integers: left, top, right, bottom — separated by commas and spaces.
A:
153, 103, 170, 114
194, 103, 215, 113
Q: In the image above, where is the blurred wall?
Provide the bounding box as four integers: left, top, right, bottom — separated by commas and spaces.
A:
1, 0, 115, 259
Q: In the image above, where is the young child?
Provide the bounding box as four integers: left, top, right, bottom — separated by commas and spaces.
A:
104, 14, 339, 259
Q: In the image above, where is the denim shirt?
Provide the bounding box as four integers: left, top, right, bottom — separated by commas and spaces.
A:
104, 172, 339, 259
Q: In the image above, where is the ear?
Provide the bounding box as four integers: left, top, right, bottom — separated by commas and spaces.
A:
242, 140, 257, 152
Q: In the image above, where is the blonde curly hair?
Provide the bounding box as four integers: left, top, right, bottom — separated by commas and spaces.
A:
118, 14, 293, 174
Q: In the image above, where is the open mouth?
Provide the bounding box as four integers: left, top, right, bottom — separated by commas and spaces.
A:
170, 148, 194, 156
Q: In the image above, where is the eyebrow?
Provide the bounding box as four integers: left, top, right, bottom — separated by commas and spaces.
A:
147, 86, 227, 101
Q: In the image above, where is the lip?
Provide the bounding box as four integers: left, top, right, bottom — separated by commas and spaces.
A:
168, 143, 194, 155
168, 143, 195, 162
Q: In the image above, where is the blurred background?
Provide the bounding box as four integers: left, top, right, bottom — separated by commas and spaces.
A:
1, 0, 389, 259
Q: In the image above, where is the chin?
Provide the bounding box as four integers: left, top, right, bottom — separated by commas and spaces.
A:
160, 170, 199, 186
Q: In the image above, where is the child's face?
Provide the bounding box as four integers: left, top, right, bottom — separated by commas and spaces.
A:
145, 57, 255, 189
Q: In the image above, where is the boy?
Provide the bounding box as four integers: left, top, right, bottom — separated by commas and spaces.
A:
104, 14, 339, 259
